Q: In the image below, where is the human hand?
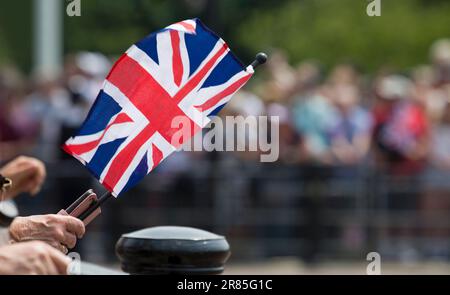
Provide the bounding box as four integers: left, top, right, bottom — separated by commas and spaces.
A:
0, 156, 46, 200
0, 241, 71, 275
9, 214, 85, 254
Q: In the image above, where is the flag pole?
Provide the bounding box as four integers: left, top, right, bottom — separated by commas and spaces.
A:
78, 191, 113, 221
77, 52, 267, 223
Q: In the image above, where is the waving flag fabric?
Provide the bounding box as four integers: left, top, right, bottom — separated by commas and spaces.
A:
63, 19, 254, 196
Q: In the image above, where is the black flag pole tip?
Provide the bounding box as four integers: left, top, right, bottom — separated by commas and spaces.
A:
250, 52, 268, 69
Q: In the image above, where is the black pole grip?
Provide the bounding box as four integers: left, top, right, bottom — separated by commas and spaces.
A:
78, 191, 113, 221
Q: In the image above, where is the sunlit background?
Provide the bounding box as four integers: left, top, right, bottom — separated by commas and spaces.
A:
1, 0, 450, 274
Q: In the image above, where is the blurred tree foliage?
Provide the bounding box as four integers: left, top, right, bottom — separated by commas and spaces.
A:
0, 32, 9, 65
0, 0, 449, 73
0, 0, 32, 71
63, 0, 282, 62
235, 0, 450, 72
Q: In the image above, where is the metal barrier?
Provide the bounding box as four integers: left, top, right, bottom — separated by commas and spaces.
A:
16, 157, 450, 263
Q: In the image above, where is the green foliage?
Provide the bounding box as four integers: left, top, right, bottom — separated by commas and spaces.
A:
0, 0, 449, 73
235, 0, 450, 72
64, 0, 178, 55
63, 0, 281, 60
0, 31, 10, 65
0, 0, 32, 71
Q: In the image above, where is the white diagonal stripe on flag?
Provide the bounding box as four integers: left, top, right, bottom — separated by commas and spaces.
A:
103, 80, 149, 125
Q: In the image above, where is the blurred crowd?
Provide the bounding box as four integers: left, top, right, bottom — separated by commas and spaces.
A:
225, 38, 450, 222
0, 52, 111, 162
228, 38, 450, 261
2, 39, 449, 172
250, 39, 450, 174
1, 39, 450, 262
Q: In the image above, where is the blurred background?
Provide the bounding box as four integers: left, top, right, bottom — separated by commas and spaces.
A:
1, 0, 450, 274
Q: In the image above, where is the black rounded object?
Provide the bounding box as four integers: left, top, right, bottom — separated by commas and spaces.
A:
255, 52, 268, 64
115, 226, 231, 275
250, 52, 268, 69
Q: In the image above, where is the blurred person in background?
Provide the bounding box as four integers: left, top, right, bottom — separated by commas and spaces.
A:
226, 89, 268, 162
421, 100, 450, 260
260, 50, 298, 103
266, 102, 300, 164
412, 39, 450, 124
372, 75, 429, 260
290, 65, 338, 263
0, 67, 35, 160
329, 84, 372, 167
430, 39, 450, 89
372, 75, 429, 176
23, 75, 73, 162
214, 90, 267, 228
413, 39, 450, 260
279, 61, 323, 164
327, 64, 373, 168
59, 52, 111, 149
329, 82, 372, 252
292, 83, 337, 165
256, 57, 322, 164
294, 61, 322, 98
412, 65, 445, 123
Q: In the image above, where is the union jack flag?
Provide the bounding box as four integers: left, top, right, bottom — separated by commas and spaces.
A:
63, 19, 254, 196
